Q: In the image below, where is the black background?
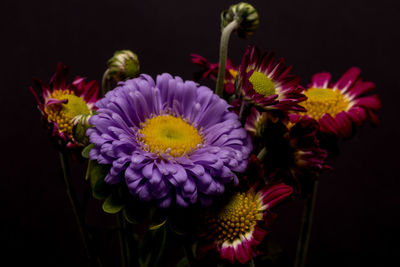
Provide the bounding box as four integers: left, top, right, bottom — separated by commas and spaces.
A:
1, 0, 399, 266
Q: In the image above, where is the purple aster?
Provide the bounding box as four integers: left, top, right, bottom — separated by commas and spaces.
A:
87, 73, 252, 208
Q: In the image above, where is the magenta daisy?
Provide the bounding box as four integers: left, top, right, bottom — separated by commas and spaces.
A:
295, 67, 381, 137
191, 54, 237, 95
198, 183, 293, 264
30, 63, 100, 147
238, 46, 306, 111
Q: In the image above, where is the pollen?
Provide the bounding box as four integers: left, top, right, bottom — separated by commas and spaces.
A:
249, 71, 276, 97
138, 115, 203, 157
209, 190, 262, 243
300, 87, 350, 120
228, 69, 238, 79
44, 89, 91, 136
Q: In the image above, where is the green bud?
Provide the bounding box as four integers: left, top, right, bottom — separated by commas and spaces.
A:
221, 2, 259, 39
72, 114, 91, 146
107, 50, 140, 82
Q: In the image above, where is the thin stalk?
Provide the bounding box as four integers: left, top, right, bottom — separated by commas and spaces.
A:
117, 213, 129, 267
294, 180, 319, 267
249, 258, 255, 267
58, 151, 99, 266
215, 20, 240, 97
238, 99, 247, 123
153, 225, 167, 267
101, 69, 110, 97
184, 240, 196, 267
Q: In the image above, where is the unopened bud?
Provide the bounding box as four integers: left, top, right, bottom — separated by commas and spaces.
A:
221, 2, 259, 39
72, 114, 92, 145
107, 50, 140, 82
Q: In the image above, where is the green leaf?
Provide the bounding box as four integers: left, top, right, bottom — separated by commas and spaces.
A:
88, 160, 111, 200
149, 219, 167, 231
102, 191, 124, 214
81, 143, 95, 159
176, 257, 189, 267
85, 159, 93, 180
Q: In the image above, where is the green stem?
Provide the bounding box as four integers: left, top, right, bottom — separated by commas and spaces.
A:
58, 151, 100, 266
184, 240, 196, 267
238, 99, 247, 123
153, 225, 167, 267
101, 69, 110, 97
294, 180, 319, 267
117, 213, 129, 267
215, 20, 240, 97
257, 147, 267, 161
249, 258, 255, 267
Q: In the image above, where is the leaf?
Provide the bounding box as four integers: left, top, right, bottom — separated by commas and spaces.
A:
102, 191, 124, 214
85, 159, 93, 180
149, 219, 167, 231
81, 143, 95, 159
88, 160, 111, 200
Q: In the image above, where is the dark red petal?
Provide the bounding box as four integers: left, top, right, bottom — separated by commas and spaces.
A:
354, 95, 382, 110
261, 183, 293, 208
335, 67, 361, 91
310, 72, 331, 88
319, 114, 339, 135
49, 62, 69, 90
335, 111, 353, 137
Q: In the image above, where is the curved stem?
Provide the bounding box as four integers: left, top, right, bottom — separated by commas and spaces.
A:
215, 20, 240, 97
294, 180, 319, 267
101, 69, 110, 97
59, 151, 101, 266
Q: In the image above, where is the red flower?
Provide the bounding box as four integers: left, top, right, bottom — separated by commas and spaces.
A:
30, 63, 100, 147
293, 67, 381, 137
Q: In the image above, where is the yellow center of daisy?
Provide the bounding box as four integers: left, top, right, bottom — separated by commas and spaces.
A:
44, 89, 91, 136
138, 115, 203, 157
209, 191, 262, 243
300, 88, 350, 120
249, 71, 276, 96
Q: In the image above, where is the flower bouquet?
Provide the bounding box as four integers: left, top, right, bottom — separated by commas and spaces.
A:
29, 2, 380, 267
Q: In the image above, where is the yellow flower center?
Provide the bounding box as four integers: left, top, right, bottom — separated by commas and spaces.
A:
249, 71, 276, 97
138, 115, 203, 157
300, 88, 350, 120
209, 190, 262, 243
44, 89, 91, 136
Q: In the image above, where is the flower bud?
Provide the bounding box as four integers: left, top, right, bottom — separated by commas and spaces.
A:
72, 114, 92, 145
221, 2, 259, 39
107, 50, 140, 82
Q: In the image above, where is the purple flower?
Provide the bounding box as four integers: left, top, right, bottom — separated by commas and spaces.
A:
87, 73, 252, 208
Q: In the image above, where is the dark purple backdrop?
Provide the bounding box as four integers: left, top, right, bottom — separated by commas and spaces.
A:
1, 0, 399, 266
